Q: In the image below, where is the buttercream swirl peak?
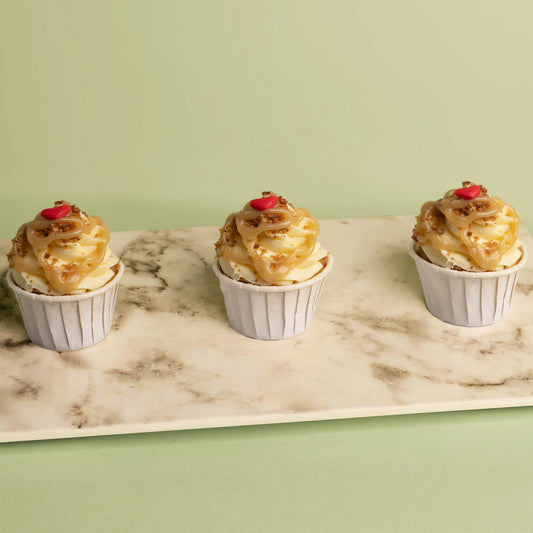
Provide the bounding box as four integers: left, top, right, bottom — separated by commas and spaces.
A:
412, 182, 522, 271
215, 192, 329, 285
8, 201, 120, 295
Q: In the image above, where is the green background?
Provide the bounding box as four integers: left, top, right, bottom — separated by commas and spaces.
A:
2, 1, 533, 531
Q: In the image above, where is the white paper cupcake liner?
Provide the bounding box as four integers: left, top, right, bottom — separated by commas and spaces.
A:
409, 243, 527, 327
213, 255, 333, 340
6, 262, 124, 351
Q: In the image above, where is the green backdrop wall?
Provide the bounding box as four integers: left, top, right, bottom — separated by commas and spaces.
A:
2, 0, 532, 236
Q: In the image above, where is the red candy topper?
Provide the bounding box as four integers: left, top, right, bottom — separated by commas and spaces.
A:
455, 184, 481, 200
250, 195, 279, 211
41, 204, 71, 220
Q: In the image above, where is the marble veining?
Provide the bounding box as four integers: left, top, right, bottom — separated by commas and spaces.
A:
1, 217, 533, 442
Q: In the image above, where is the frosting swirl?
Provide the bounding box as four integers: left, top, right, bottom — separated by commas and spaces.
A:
412, 182, 522, 271
8, 201, 120, 295
215, 192, 329, 285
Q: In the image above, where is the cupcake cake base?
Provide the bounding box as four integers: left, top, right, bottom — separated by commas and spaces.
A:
212, 255, 333, 340
409, 243, 527, 327
6, 262, 124, 351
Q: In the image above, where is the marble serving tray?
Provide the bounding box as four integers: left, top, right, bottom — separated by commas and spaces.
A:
1, 216, 533, 443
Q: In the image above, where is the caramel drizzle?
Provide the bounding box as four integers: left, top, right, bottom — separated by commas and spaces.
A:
8, 204, 110, 293
413, 183, 519, 270
216, 193, 320, 284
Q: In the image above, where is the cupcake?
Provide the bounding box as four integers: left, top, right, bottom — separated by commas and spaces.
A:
409, 182, 527, 326
6, 201, 124, 350
213, 192, 333, 339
